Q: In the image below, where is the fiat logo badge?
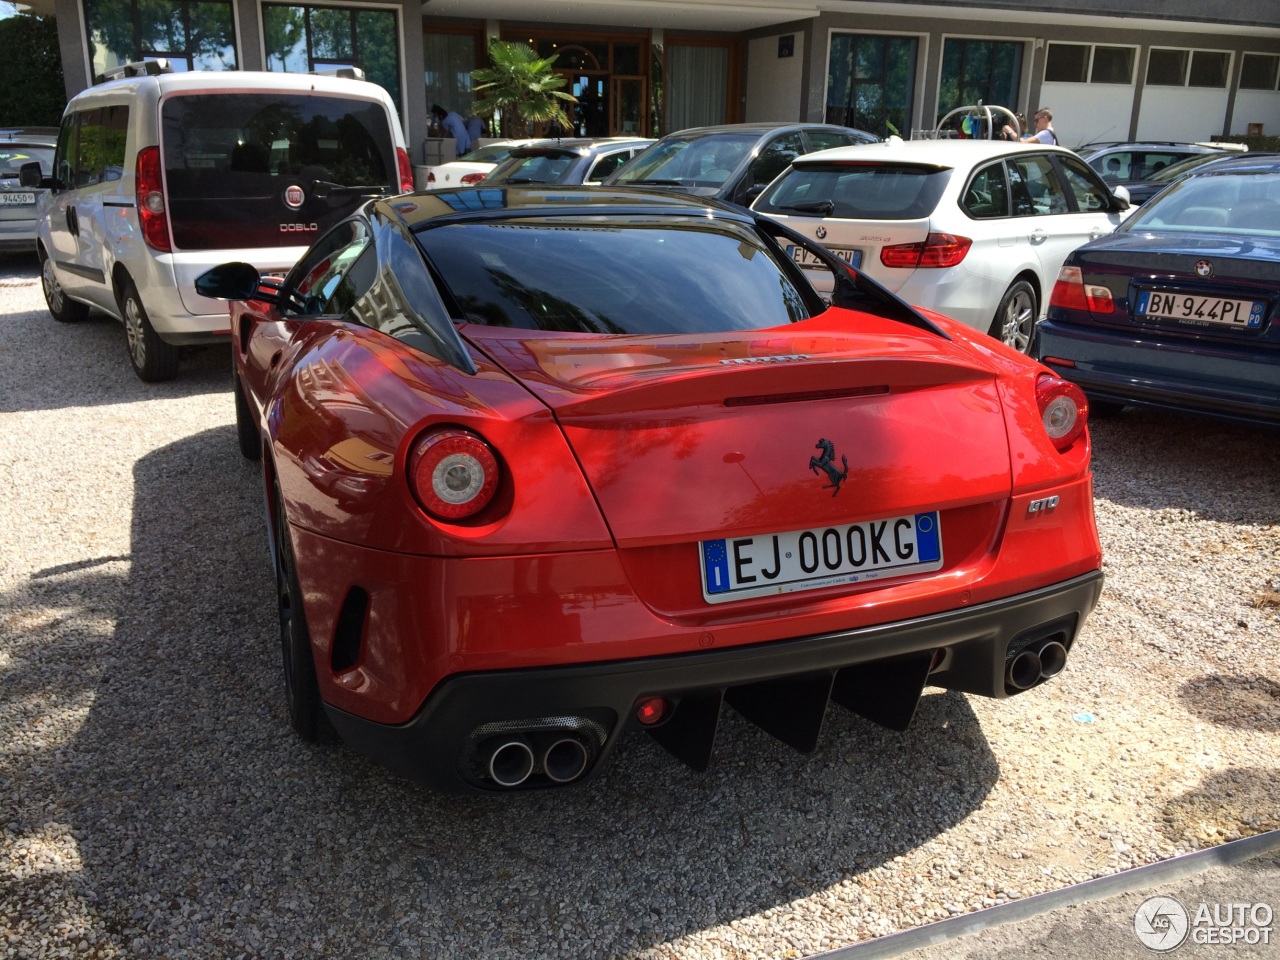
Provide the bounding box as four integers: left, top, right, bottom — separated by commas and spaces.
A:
284, 184, 306, 209
1195, 260, 1213, 278
815, 226, 828, 240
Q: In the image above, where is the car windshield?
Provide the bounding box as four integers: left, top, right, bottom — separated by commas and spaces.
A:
458, 142, 519, 163
1146, 153, 1225, 184
1124, 170, 1280, 235
754, 162, 951, 219
416, 216, 812, 333
0, 144, 54, 178
610, 133, 757, 187
487, 152, 575, 184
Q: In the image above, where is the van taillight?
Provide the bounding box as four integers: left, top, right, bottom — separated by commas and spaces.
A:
396, 147, 414, 193
135, 145, 171, 252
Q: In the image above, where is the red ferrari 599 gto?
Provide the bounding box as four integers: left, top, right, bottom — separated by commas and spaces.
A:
197, 186, 1103, 793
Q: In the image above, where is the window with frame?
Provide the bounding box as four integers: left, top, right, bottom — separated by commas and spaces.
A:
962, 162, 1010, 219
83, 0, 237, 79
263, 4, 402, 107
826, 33, 918, 138
938, 39, 1023, 123
1147, 48, 1230, 88
1006, 154, 1068, 216
424, 30, 480, 125
1056, 154, 1111, 212
1241, 53, 1280, 91
1046, 43, 1135, 85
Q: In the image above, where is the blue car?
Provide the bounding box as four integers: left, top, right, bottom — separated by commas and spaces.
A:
1036, 154, 1280, 427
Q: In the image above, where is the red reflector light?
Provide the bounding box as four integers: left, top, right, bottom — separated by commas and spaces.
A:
1035, 373, 1088, 452
459, 172, 486, 184
635, 697, 670, 726
135, 145, 171, 252
880, 233, 972, 269
408, 428, 500, 520
396, 147, 415, 193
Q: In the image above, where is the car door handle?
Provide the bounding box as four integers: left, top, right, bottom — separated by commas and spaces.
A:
269, 350, 283, 368
1029, 228, 1047, 243
66, 205, 79, 237
1089, 226, 1106, 239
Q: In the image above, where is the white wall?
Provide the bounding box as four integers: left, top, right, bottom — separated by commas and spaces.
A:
746, 33, 804, 122
1136, 87, 1231, 140
1231, 89, 1280, 136
1039, 81, 1136, 149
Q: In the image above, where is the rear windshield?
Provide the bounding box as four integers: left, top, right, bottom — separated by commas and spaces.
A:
416, 217, 811, 334
162, 92, 397, 250
755, 163, 951, 220
609, 134, 757, 188
487, 151, 576, 184
1, 144, 54, 178
1124, 171, 1280, 235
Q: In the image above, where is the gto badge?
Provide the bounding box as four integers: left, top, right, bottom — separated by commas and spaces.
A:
283, 184, 306, 209
1195, 260, 1213, 278
809, 437, 849, 496
815, 225, 828, 240
1028, 495, 1060, 515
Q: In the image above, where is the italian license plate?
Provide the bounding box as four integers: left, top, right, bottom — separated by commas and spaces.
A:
787, 244, 862, 271
0, 193, 36, 205
700, 512, 942, 603
1134, 290, 1264, 328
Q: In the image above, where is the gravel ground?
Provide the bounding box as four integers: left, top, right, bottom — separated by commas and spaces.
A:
1, 249, 1278, 960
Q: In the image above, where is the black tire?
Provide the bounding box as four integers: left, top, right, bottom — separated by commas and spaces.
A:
233, 370, 262, 461
119, 277, 180, 382
989, 279, 1037, 355
273, 484, 329, 742
40, 250, 90, 323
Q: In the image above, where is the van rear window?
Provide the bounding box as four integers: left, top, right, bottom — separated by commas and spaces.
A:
162, 93, 396, 250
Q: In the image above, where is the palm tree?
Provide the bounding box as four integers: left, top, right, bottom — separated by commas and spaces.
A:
471, 39, 576, 138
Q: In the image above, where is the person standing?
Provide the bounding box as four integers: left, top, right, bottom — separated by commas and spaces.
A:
464, 114, 485, 144
1003, 108, 1057, 144
432, 104, 472, 156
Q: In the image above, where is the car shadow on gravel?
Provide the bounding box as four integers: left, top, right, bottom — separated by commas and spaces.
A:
1087, 408, 1280, 524
0, 251, 231, 412
1, 424, 1001, 957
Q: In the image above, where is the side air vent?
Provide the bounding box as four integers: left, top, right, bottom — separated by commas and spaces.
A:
331, 586, 369, 672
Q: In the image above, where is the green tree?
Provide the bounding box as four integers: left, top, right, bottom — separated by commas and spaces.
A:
470, 39, 575, 138
0, 14, 65, 124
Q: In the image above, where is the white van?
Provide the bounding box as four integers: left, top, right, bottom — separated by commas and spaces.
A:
26, 61, 412, 381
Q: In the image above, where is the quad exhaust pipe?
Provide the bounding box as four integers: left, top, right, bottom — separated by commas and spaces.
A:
1005, 639, 1070, 691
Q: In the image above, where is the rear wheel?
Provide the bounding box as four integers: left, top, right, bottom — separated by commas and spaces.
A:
274, 484, 328, 742
120, 278, 180, 382
40, 251, 89, 323
989, 279, 1037, 354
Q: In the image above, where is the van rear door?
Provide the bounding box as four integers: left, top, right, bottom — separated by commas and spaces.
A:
160, 92, 398, 251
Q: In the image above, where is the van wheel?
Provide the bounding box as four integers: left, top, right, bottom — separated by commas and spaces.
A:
989, 280, 1037, 354
120, 279, 180, 382
40, 253, 89, 323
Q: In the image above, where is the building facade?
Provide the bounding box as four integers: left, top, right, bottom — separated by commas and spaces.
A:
29, 0, 1280, 160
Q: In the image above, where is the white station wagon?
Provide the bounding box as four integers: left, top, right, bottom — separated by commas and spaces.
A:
752, 138, 1134, 353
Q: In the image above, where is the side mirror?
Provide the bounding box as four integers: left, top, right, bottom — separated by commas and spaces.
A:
196, 262, 270, 301
1110, 184, 1131, 211
18, 161, 45, 189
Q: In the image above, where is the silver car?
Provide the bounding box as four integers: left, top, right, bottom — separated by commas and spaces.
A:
1, 127, 57, 253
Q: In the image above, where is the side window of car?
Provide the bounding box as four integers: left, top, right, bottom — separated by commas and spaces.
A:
962, 162, 1010, 218
283, 218, 373, 316
1007, 154, 1069, 215
1096, 153, 1130, 182
53, 113, 77, 191
75, 108, 104, 187
585, 149, 632, 183
806, 129, 858, 152
102, 105, 129, 182
1056, 154, 1112, 212
747, 133, 804, 196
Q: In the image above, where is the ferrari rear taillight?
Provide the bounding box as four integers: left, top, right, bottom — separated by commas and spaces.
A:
396, 147, 415, 194
408, 427, 500, 519
1048, 265, 1114, 314
880, 233, 972, 269
460, 172, 486, 184
135, 145, 171, 252
1035, 373, 1088, 452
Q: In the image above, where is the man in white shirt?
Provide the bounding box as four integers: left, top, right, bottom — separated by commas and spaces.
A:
1004, 108, 1057, 144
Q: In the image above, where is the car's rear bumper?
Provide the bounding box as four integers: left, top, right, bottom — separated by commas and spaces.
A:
1037, 317, 1280, 426
325, 569, 1104, 793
